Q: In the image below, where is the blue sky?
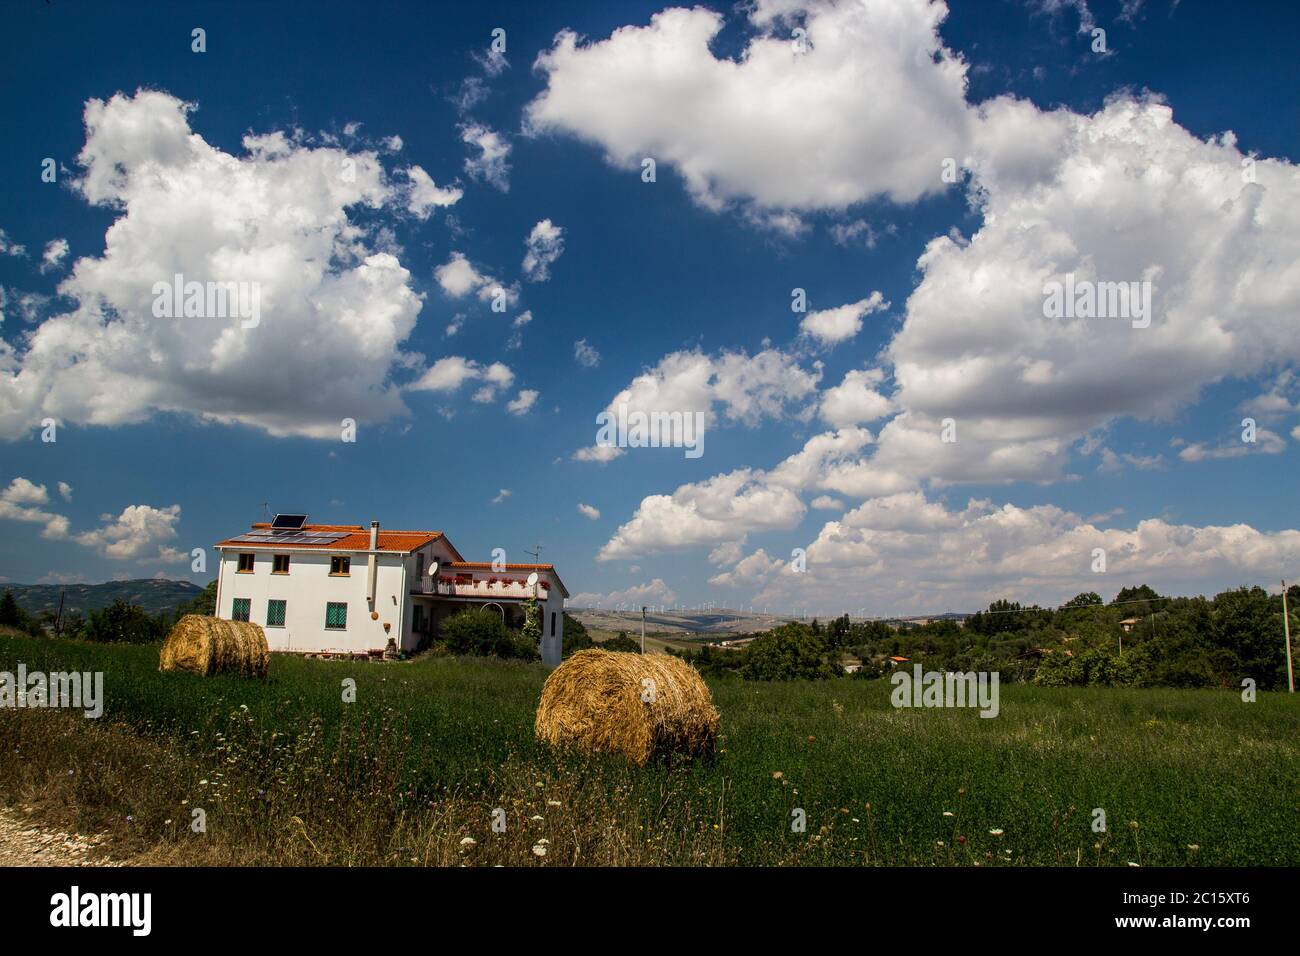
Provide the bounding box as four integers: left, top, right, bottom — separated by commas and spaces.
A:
1, 0, 1297, 615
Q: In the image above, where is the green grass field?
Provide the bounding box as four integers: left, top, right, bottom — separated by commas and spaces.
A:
1, 631, 1296, 866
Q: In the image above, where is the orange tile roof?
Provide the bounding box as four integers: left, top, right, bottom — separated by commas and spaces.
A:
216, 524, 460, 557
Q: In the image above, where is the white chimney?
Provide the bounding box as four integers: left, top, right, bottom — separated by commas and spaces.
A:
367, 520, 379, 605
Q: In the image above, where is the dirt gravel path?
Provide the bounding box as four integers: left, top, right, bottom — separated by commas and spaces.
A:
0, 806, 121, 867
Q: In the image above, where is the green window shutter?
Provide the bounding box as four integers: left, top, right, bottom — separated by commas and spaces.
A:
267, 600, 286, 627
232, 598, 251, 622
325, 602, 347, 629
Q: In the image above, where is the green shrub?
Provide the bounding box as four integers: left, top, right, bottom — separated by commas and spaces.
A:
601, 631, 641, 653
439, 608, 537, 660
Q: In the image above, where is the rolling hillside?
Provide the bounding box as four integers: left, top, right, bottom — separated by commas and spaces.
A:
1, 578, 205, 617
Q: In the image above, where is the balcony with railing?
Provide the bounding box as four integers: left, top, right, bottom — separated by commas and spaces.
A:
411, 574, 549, 601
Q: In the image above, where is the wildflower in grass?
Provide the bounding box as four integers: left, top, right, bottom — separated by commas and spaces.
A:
772, 771, 783, 779
936, 841, 945, 847
957, 835, 966, 845
1127, 861, 1140, 867
546, 800, 561, 807
1188, 844, 1200, 852
943, 811, 954, 817
460, 837, 476, 847
989, 828, 1004, 836
529, 814, 543, 822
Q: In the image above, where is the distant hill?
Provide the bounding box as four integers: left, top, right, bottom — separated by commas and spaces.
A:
570, 607, 795, 636
1, 579, 205, 617
570, 607, 973, 637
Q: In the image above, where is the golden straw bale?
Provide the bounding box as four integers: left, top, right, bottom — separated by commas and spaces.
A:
159, 614, 270, 678
535, 649, 718, 765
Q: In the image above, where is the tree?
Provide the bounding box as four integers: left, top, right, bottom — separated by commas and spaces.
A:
561, 613, 594, 657
1062, 592, 1103, 609
1114, 584, 1162, 617
175, 580, 218, 618
521, 596, 542, 649
1210, 586, 1283, 688
0, 590, 21, 629
742, 623, 838, 681
84, 600, 165, 644
966, 599, 1050, 636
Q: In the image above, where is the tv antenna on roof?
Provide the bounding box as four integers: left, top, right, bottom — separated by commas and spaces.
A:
260, 501, 272, 520
523, 542, 544, 563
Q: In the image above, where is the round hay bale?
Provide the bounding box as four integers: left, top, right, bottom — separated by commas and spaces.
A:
535, 649, 719, 765
159, 614, 269, 678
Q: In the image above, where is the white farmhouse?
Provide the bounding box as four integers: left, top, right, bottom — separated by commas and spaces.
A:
214, 516, 568, 665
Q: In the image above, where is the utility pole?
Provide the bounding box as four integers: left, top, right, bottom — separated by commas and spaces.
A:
1284, 581, 1295, 693
640, 605, 646, 655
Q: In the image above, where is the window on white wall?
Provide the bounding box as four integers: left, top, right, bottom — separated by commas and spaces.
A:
267, 599, 286, 627
325, 602, 347, 630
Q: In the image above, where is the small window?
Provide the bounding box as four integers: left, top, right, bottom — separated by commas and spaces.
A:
551, 612, 556, 636
237, 553, 255, 573
267, 599, 286, 627
416, 553, 425, 579
325, 602, 348, 630
232, 597, 251, 622
272, 554, 290, 574
330, 555, 351, 576
413, 604, 424, 633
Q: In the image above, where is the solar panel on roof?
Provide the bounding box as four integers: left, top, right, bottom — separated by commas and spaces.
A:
230, 531, 348, 545
272, 513, 309, 530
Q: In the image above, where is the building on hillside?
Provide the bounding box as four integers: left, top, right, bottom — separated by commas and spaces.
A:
213, 516, 569, 665
1118, 617, 1140, 633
